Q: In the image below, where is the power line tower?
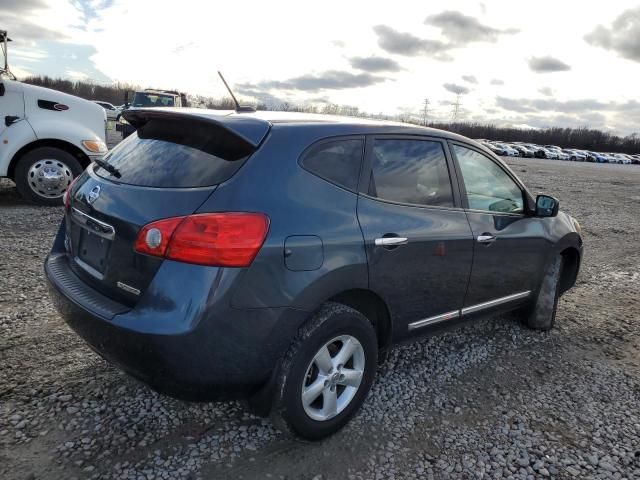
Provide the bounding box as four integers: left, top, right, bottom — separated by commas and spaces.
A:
451, 93, 461, 121
421, 98, 430, 126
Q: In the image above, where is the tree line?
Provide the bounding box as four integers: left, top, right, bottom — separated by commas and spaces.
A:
21, 75, 639, 154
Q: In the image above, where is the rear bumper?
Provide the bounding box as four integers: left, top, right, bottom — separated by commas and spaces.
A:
45, 222, 307, 400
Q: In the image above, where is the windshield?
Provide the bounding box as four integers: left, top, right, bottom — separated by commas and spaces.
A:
131, 92, 176, 108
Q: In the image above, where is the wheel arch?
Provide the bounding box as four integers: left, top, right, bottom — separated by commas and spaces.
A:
327, 288, 393, 364
559, 246, 581, 295
8, 139, 91, 180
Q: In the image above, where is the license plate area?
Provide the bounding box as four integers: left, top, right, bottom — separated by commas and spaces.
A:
77, 227, 111, 276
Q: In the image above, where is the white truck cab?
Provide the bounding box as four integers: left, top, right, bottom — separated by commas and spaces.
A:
0, 31, 107, 205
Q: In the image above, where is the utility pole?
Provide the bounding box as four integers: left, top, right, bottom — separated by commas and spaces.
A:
421, 98, 430, 126
451, 93, 461, 122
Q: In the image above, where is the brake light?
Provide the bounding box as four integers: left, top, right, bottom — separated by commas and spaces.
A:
63, 176, 80, 210
134, 213, 270, 267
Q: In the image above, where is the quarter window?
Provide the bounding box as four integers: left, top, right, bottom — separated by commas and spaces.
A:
368, 139, 454, 207
301, 139, 364, 191
453, 145, 524, 214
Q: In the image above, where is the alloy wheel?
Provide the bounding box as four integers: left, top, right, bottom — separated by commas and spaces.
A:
301, 335, 365, 421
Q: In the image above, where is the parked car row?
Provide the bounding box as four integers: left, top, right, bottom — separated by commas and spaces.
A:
92, 100, 125, 121
476, 140, 640, 164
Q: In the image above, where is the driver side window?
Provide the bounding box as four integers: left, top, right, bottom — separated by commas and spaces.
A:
454, 145, 524, 214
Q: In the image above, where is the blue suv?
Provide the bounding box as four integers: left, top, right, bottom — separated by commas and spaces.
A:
45, 108, 583, 439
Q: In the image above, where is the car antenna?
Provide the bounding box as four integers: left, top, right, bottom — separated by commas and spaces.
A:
217, 71, 256, 113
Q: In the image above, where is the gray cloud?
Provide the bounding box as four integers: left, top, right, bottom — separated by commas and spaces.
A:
425, 11, 518, 44
528, 56, 571, 73
462, 75, 478, 84
490, 78, 504, 86
585, 7, 640, 62
496, 96, 620, 115
0, 0, 66, 43
1, 14, 66, 43
538, 87, 553, 96
349, 55, 402, 72
374, 12, 517, 61
443, 83, 470, 95
495, 96, 537, 113
0, 0, 46, 13
238, 70, 387, 93
373, 25, 452, 60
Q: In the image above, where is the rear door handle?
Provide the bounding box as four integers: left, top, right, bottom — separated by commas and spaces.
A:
477, 234, 496, 244
375, 237, 408, 246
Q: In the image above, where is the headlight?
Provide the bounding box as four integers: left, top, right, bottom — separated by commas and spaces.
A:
119, 116, 129, 125
82, 140, 108, 154
571, 217, 582, 235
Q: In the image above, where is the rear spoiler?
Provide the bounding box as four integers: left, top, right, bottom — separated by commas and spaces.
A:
122, 108, 271, 148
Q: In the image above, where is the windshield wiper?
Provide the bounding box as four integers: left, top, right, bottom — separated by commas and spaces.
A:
93, 157, 121, 178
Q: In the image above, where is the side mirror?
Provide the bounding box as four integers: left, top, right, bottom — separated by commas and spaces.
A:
535, 194, 559, 217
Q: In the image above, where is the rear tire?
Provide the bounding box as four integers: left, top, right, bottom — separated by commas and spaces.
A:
526, 256, 563, 331
271, 302, 377, 440
14, 147, 83, 206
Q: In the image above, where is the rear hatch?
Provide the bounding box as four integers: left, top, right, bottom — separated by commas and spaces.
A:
64, 109, 270, 306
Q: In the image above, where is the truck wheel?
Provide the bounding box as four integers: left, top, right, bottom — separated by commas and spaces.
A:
14, 147, 83, 206
272, 302, 377, 440
526, 256, 563, 331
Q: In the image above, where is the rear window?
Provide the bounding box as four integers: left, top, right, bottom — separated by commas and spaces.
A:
300, 138, 364, 191
95, 118, 255, 188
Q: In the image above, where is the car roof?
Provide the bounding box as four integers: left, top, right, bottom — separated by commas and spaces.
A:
125, 107, 480, 147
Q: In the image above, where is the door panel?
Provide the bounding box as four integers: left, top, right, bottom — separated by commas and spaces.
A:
0, 81, 25, 137
358, 197, 473, 334
450, 143, 551, 307
463, 212, 549, 305
357, 136, 473, 338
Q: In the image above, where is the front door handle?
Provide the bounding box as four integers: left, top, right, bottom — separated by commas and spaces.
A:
477, 234, 497, 244
375, 236, 409, 246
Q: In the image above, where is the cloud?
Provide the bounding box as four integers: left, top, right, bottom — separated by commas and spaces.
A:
490, 78, 504, 85
425, 11, 518, 44
538, 87, 553, 96
443, 83, 470, 95
0, 0, 65, 43
496, 96, 617, 115
0, 0, 46, 12
585, 7, 640, 62
462, 75, 478, 84
528, 56, 571, 73
373, 25, 451, 60
331, 40, 346, 48
373, 12, 517, 61
495, 96, 537, 113
239, 70, 388, 93
349, 55, 402, 72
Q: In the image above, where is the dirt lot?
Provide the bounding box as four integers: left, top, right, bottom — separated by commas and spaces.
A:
1, 157, 639, 480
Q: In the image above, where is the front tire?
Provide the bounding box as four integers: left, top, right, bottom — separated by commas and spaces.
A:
14, 147, 83, 206
272, 303, 377, 440
526, 256, 563, 331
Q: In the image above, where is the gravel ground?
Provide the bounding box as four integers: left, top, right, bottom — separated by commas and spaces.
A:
1, 157, 639, 480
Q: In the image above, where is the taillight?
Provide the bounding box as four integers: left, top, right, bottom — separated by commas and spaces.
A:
134, 213, 270, 267
63, 176, 80, 210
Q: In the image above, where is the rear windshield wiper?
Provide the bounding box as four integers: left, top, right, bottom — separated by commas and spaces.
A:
93, 157, 121, 178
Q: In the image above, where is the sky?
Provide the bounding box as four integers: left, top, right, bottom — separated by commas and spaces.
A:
3, 0, 640, 135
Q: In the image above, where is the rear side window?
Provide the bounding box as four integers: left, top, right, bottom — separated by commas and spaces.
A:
368, 139, 454, 207
95, 118, 254, 188
300, 139, 364, 191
